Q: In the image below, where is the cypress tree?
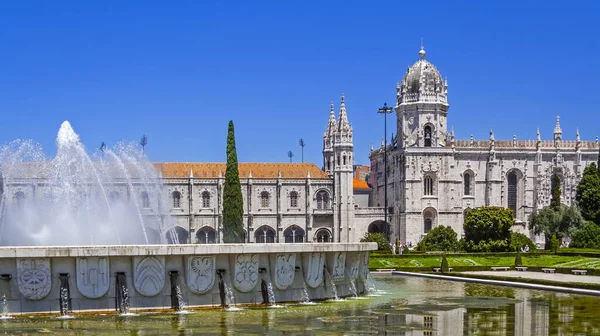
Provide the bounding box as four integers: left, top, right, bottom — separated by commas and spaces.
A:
440, 253, 449, 273
222, 121, 245, 243
550, 174, 561, 209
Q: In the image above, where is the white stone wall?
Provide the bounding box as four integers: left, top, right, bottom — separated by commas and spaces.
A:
370, 144, 599, 245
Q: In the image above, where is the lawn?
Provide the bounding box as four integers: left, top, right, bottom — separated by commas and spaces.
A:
369, 254, 600, 270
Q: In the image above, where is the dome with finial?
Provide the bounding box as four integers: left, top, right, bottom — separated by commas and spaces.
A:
397, 45, 448, 105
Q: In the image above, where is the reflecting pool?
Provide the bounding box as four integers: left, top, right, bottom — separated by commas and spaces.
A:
2, 275, 600, 335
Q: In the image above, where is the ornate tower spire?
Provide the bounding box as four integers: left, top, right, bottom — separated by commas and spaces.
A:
489, 126, 495, 141
325, 101, 337, 136
576, 128, 581, 151
554, 115, 562, 142
337, 94, 351, 132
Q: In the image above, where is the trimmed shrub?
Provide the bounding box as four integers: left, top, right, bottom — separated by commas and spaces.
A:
570, 221, 600, 249
550, 235, 559, 253
360, 232, 391, 253
441, 253, 449, 273
509, 232, 536, 252
514, 252, 522, 267
417, 226, 459, 252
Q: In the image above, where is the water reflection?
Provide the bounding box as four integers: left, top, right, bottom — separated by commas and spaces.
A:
1, 276, 600, 335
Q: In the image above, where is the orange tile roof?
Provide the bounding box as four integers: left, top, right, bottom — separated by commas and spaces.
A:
155, 162, 330, 179
353, 178, 370, 189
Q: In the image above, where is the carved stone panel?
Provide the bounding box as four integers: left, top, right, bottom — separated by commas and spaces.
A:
359, 252, 370, 282
302, 252, 325, 288
271, 253, 296, 290
76, 257, 110, 299
133, 256, 166, 297
17, 258, 51, 300
345, 253, 360, 281
187, 256, 216, 294
232, 254, 259, 293
327, 252, 346, 283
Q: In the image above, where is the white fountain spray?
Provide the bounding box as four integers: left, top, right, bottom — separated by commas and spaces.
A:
1, 294, 11, 319
0, 121, 173, 246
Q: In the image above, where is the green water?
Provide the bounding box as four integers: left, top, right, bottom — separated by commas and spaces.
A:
2, 275, 600, 335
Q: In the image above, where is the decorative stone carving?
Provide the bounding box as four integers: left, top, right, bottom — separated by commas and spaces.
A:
271, 253, 296, 290
186, 256, 216, 294
17, 258, 51, 300
303, 252, 325, 288
133, 256, 165, 297
232, 254, 259, 293
359, 252, 370, 282
345, 253, 360, 281
327, 252, 346, 283
76, 257, 109, 299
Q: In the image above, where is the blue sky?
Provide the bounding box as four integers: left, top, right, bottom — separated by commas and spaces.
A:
0, 1, 599, 166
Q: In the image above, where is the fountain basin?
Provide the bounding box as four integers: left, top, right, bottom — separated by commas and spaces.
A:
0, 243, 376, 315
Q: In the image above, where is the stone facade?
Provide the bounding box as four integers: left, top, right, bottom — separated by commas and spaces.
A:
369, 46, 600, 246
1, 95, 385, 244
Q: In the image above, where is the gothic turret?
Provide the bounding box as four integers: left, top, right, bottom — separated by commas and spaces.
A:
322, 102, 336, 174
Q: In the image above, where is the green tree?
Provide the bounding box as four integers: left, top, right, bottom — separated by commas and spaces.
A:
463, 207, 514, 252
570, 221, 600, 249
550, 173, 562, 209
360, 232, 391, 253
222, 121, 245, 243
509, 232, 536, 252
529, 205, 585, 247
416, 226, 458, 252
576, 163, 600, 224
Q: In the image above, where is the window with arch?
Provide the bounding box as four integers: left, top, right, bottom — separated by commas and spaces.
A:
141, 192, 150, 208
13, 191, 25, 206
316, 190, 329, 209
284, 225, 305, 243
424, 125, 432, 147
423, 208, 436, 233
172, 191, 181, 208
423, 175, 434, 196
343, 155, 347, 166
507, 171, 518, 217
464, 172, 473, 196
327, 159, 331, 171
255, 225, 276, 243
109, 191, 120, 203
315, 228, 332, 243
289, 191, 299, 208
196, 226, 216, 244
201, 191, 211, 208
260, 191, 270, 208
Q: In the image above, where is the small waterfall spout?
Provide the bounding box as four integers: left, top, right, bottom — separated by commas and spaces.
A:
297, 267, 316, 305
218, 269, 242, 312
323, 268, 343, 302
116, 272, 134, 315
169, 271, 188, 313
260, 268, 282, 308
365, 273, 384, 296
58, 273, 74, 318
1, 294, 11, 319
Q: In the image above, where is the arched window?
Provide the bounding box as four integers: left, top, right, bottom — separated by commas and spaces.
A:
423, 175, 434, 196
166, 226, 189, 244
196, 226, 216, 244
327, 160, 331, 171
141, 192, 150, 208
507, 172, 518, 217
109, 191, 120, 203
13, 191, 25, 207
316, 191, 329, 209
284, 225, 305, 243
201, 191, 211, 208
464, 173, 472, 196
423, 208, 436, 233
260, 191, 270, 208
315, 228, 331, 243
255, 225, 276, 243
343, 155, 347, 166
424, 125, 432, 147
172, 191, 181, 208
289, 191, 299, 208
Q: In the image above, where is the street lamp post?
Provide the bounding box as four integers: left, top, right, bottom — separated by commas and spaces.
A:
377, 102, 393, 242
